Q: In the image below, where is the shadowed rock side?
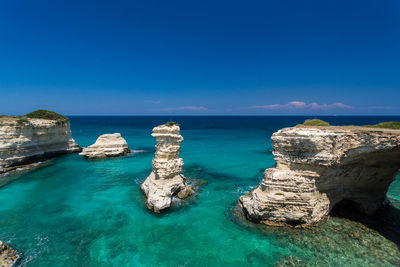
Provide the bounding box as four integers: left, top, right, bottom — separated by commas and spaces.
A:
0, 119, 81, 174
79, 133, 130, 159
239, 126, 400, 226
141, 124, 191, 212
0, 241, 19, 267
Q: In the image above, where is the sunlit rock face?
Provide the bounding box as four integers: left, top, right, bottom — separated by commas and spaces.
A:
0, 119, 81, 174
0, 241, 19, 267
79, 133, 130, 159
141, 124, 191, 212
239, 126, 400, 226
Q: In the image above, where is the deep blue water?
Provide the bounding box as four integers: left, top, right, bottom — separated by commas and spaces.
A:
1, 116, 400, 266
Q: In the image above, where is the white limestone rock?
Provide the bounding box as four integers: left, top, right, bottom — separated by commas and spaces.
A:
141, 124, 191, 212
239, 126, 400, 226
0, 118, 81, 174
79, 133, 130, 159
0, 241, 19, 267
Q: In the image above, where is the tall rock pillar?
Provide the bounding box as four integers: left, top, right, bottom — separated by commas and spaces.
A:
141, 123, 191, 212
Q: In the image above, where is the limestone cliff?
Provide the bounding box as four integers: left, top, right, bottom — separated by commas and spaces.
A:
141, 124, 191, 212
0, 118, 81, 174
239, 126, 400, 226
79, 133, 130, 159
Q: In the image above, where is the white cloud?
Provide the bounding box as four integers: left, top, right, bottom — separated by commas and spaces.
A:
161, 106, 207, 111
248, 101, 353, 110
144, 100, 161, 104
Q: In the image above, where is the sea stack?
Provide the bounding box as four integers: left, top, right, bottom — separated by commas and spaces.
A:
238, 126, 400, 226
141, 123, 191, 212
79, 133, 130, 159
0, 112, 81, 174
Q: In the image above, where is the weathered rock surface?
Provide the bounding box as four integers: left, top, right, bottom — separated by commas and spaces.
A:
141, 124, 191, 212
0, 241, 19, 267
0, 119, 81, 174
79, 133, 130, 159
239, 126, 400, 226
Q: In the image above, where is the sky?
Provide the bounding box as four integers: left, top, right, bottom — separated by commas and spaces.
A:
0, 0, 399, 115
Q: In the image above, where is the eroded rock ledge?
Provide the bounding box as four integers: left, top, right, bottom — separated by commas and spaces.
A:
0, 119, 81, 174
79, 133, 130, 159
239, 126, 400, 226
0, 241, 19, 267
141, 124, 191, 212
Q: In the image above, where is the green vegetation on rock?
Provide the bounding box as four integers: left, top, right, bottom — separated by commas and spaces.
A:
365, 121, 400, 129
298, 119, 330, 127
16, 116, 29, 124
25, 110, 68, 123
164, 121, 177, 126
295, 119, 400, 129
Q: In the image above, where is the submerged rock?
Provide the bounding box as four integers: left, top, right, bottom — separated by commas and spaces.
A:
273, 255, 306, 267
0, 118, 81, 174
233, 196, 400, 266
141, 124, 191, 212
79, 133, 130, 159
177, 186, 192, 199
0, 241, 19, 267
239, 126, 400, 226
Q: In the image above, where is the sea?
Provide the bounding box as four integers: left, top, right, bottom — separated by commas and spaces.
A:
0, 116, 400, 266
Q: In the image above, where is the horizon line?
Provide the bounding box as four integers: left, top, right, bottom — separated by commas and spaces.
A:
64, 114, 400, 117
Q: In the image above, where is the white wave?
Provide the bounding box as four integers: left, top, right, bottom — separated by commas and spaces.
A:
131, 150, 146, 153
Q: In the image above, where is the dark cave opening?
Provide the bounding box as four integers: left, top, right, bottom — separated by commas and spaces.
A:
330, 197, 400, 248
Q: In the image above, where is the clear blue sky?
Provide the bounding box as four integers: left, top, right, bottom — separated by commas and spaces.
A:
0, 0, 399, 115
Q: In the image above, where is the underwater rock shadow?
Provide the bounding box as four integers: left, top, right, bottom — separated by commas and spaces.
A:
330, 199, 400, 248
182, 162, 265, 184
0, 161, 53, 188
232, 190, 400, 248
230, 201, 400, 266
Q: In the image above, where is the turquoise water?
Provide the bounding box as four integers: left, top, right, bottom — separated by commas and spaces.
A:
1, 116, 400, 266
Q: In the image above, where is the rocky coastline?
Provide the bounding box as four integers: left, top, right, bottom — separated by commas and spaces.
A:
0, 117, 81, 174
141, 123, 192, 212
239, 126, 400, 226
0, 241, 19, 267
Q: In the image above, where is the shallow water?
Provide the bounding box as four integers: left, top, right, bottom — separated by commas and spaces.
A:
1, 116, 400, 266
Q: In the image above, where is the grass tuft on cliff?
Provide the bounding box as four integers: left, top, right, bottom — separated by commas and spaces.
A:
16, 116, 29, 124
365, 121, 400, 129
164, 121, 177, 126
25, 110, 68, 123
298, 119, 330, 127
